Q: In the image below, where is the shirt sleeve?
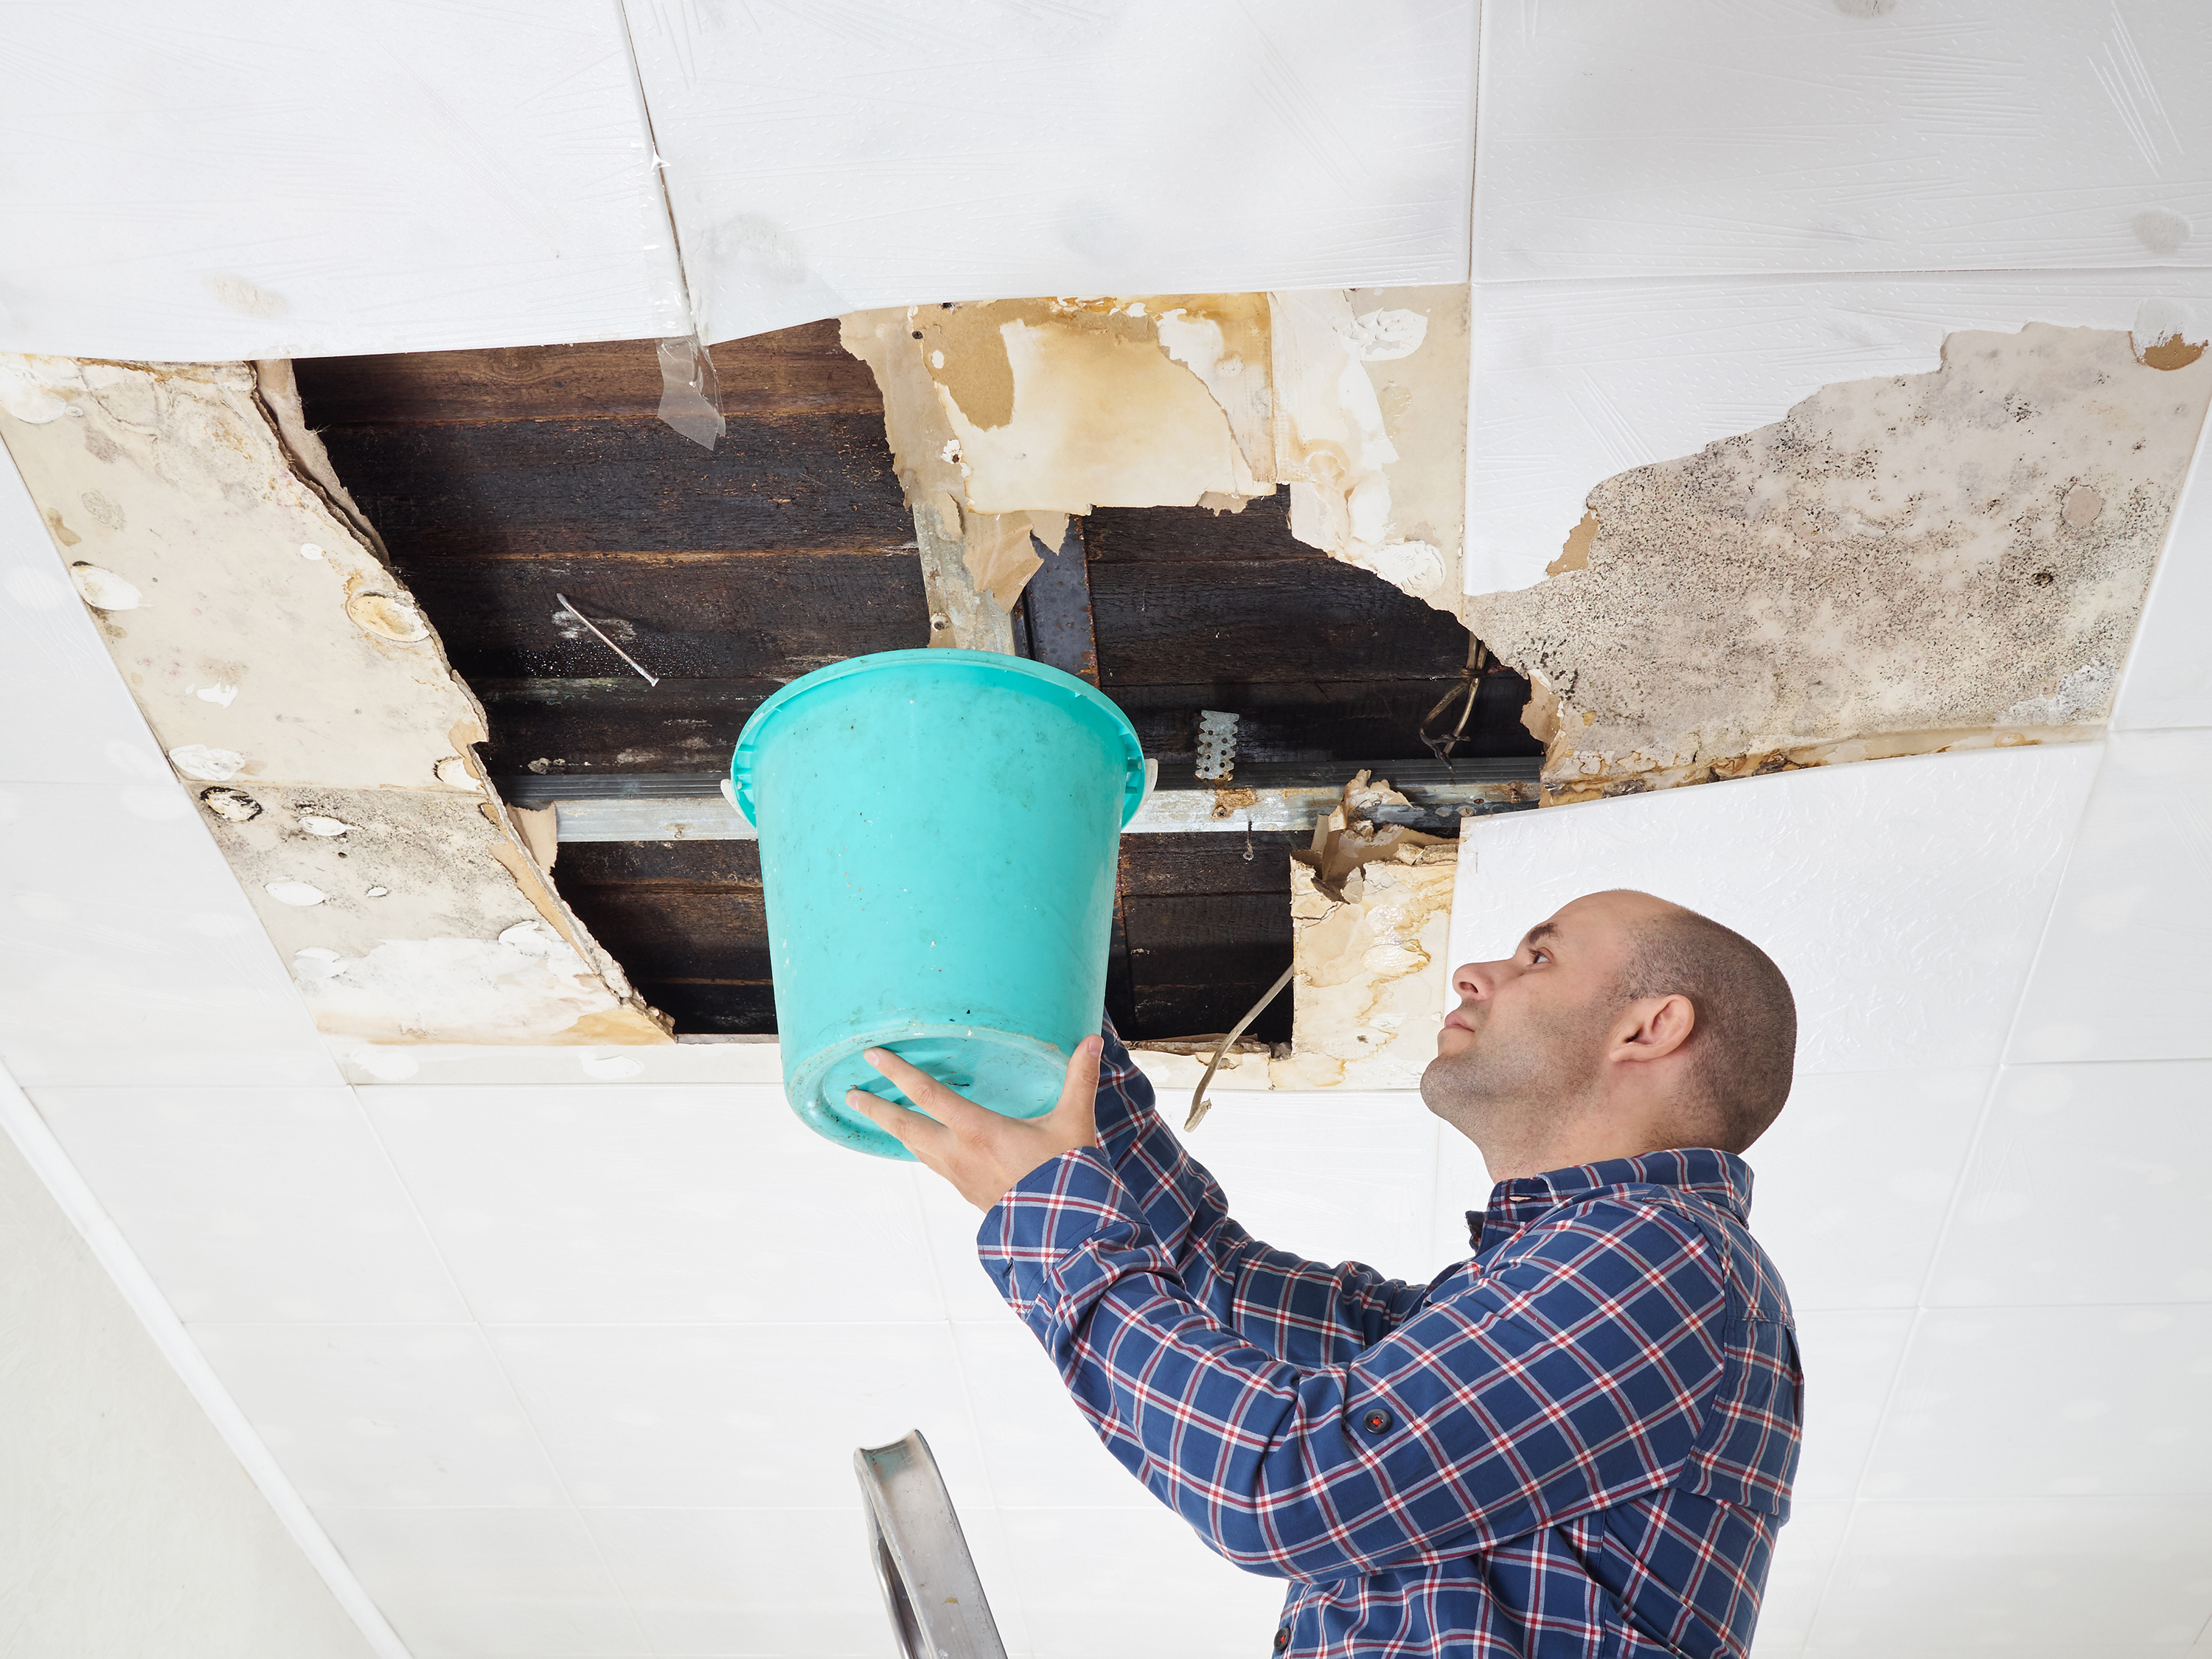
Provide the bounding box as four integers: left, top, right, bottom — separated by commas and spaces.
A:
977, 1146, 1728, 1582
1088, 1019, 1430, 1368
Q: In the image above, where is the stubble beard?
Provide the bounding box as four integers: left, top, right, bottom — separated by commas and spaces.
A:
1422, 998, 1605, 1161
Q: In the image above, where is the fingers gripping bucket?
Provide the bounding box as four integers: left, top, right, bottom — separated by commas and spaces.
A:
731, 650, 1145, 1159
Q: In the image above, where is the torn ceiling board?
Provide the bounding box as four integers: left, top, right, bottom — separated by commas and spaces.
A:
1467, 324, 2212, 802
1466, 276, 2212, 597
0, 357, 493, 793
0, 355, 668, 1048
1446, 742, 2106, 1079
1273, 854, 1456, 1091
628, 1, 1475, 344
0, 2, 684, 361
1475, 1, 2212, 281
204, 787, 648, 1046
846, 289, 1467, 616
1276, 285, 1468, 612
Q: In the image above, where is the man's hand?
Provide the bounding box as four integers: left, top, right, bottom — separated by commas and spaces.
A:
850, 1035, 1105, 1211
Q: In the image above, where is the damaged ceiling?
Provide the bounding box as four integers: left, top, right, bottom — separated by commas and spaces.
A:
271, 316, 1530, 1046
4, 300, 2206, 1057
0, 357, 664, 1046
1468, 322, 2212, 802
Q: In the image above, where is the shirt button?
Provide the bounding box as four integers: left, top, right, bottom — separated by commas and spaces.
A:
1273, 1627, 1292, 1652
1360, 1407, 1394, 1436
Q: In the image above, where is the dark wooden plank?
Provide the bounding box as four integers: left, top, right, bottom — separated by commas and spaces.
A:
473, 679, 773, 776
1092, 555, 1472, 686
319, 413, 912, 557
633, 981, 777, 1034
554, 841, 761, 886
1118, 836, 1299, 897
391, 552, 928, 682
1085, 495, 1315, 563
293, 322, 880, 427
1124, 892, 1287, 961
1133, 978, 1294, 1043
1109, 677, 1540, 763
553, 886, 771, 982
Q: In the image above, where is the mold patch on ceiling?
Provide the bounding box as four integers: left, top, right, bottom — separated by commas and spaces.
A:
0, 353, 668, 1045
1465, 324, 2212, 804
841, 287, 1469, 622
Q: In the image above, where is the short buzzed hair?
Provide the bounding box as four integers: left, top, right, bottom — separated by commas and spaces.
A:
1619, 908, 1797, 1153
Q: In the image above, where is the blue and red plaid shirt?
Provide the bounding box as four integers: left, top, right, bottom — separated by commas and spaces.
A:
978, 1023, 1801, 1657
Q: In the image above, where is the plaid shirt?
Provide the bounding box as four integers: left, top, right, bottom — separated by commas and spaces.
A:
978, 1024, 1801, 1658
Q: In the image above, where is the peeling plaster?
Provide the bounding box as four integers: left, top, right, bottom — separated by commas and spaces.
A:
0, 354, 667, 1046
1273, 773, 1458, 1089
1465, 324, 2212, 803
843, 288, 1468, 616
1273, 854, 1457, 1091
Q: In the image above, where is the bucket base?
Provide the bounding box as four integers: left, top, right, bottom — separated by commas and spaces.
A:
790, 1020, 1075, 1161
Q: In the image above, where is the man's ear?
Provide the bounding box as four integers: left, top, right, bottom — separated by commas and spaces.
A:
1614, 992, 1695, 1064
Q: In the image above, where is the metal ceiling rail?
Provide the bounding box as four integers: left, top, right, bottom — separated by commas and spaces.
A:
504, 759, 1540, 841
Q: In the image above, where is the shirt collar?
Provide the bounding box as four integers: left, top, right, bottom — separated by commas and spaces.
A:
1464, 1147, 1753, 1251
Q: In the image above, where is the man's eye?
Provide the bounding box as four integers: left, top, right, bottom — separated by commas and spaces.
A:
1529, 950, 1549, 965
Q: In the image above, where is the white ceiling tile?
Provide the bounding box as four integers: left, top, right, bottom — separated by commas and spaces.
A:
1749, 1498, 1848, 1653
362, 1085, 942, 1324
1806, 1498, 2212, 1649
314, 1506, 648, 1658
2115, 419, 2212, 733
630, 0, 1474, 342
1449, 745, 2102, 1077
2008, 729, 2212, 1062
998, 1503, 1291, 1659
1171, 1090, 1442, 1288
1465, 274, 2212, 596
490, 1323, 990, 1513
0, 450, 170, 786
953, 1319, 1155, 1512
584, 1504, 1004, 1657
914, 1169, 1028, 1324
1474, 1, 2212, 281
1927, 1061, 2212, 1307
29, 1085, 463, 1322
1791, 1310, 1912, 1506
1746, 1069, 1989, 1312
0, 782, 332, 1085
189, 1324, 560, 1509
0, 3, 685, 361
1862, 1306, 2212, 1500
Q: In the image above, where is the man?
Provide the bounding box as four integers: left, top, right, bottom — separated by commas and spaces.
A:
855, 888, 1803, 1658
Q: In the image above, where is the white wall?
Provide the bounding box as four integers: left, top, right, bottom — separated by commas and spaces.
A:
0, 1113, 383, 1659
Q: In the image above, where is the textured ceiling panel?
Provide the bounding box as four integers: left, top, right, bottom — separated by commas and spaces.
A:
630, 0, 1478, 343
1475, 0, 2212, 279
0, 1, 686, 360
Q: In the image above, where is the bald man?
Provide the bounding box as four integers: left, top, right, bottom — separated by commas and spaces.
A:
858, 888, 1804, 1658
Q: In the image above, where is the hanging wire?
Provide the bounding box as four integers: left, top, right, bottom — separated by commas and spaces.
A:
1418, 634, 1490, 770
1186, 963, 1295, 1131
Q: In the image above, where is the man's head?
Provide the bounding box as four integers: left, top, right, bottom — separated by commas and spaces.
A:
1421, 890, 1796, 1178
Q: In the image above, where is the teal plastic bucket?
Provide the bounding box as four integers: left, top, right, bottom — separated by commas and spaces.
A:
731, 650, 1145, 1159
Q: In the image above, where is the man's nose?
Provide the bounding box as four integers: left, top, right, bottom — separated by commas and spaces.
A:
1451, 959, 1509, 1001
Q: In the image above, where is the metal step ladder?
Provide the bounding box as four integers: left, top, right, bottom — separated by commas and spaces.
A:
854, 1430, 1008, 1659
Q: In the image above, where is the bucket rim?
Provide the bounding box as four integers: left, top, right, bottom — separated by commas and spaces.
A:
729, 647, 1147, 828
